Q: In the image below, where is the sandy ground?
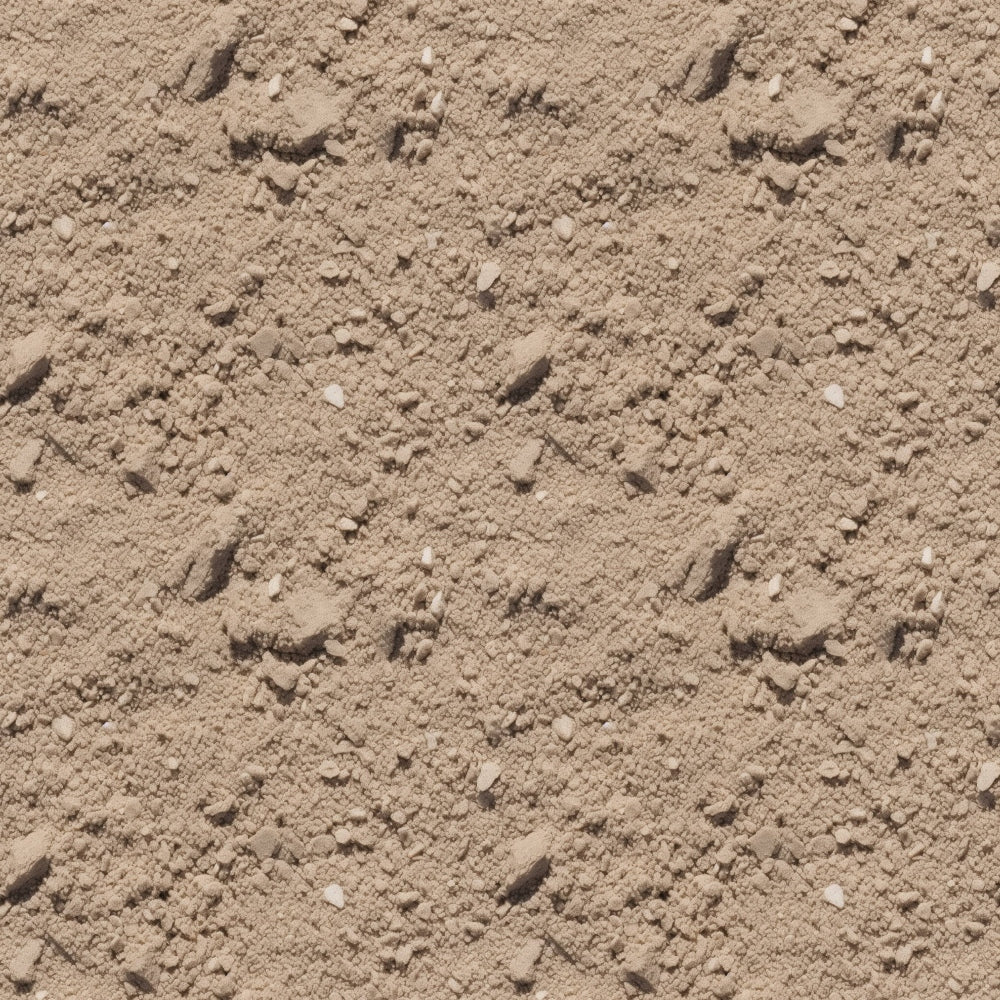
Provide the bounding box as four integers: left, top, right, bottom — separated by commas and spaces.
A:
3, 0, 1000, 997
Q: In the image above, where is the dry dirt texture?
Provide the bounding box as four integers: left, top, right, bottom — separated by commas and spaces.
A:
4, 0, 1000, 997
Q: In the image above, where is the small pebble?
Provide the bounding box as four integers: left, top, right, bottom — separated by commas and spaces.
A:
823, 883, 845, 909
767, 574, 783, 599
420, 46, 434, 69
420, 546, 434, 569
51, 716, 75, 742
551, 216, 574, 242
767, 74, 782, 98
476, 761, 501, 792
267, 574, 283, 599
552, 715, 575, 742
267, 74, 282, 99
477, 261, 501, 292
976, 762, 1000, 793
322, 883, 345, 908
920, 45, 933, 68
920, 546, 933, 568
52, 215, 75, 242
976, 262, 1000, 293
823, 384, 845, 409
323, 384, 345, 409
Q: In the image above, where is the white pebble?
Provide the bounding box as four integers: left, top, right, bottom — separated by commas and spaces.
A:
920, 546, 934, 568
476, 261, 501, 292
267, 574, 283, 599
429, 91, 446, 119
267, 74, 282, 99
323, 384, 345, 409
977, 762, 1000, 793
476, 761, 501, 792
929, 590, 945, 618
51, 716, 75, 742
551, 216, 574, 242
337, 16, 358, 31
767, 574, 783, 599
322, 883, 345, 908
929, 90, 945, 117
823, 384, 845, 409
420, 46, 434, 69
420, 546, 434, 569
52, 216, 75, 242
976, 262, 1000, 293
767, 74, 782, 99
823, 883, 845, 909
836, 16, 858, 32
552, 716, 575, 742
429, 590, 445, 619
836, 517, 858, 532
337, 516, 359, 532
920, 45, 933, 68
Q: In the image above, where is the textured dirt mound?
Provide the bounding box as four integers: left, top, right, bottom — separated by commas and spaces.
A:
3, 1, 1000, 998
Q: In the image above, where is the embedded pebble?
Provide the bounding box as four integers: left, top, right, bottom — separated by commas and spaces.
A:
503, 827, 552, 896
323, 384, 345, 408
476, 761, 501, 792
52, 215, 75, 242
323, 883, 345, 908
552, 715, 575, 742
977, 262, 1000, 292
552, 216, 575, 241
2, 330, 52, 398
51, 715, 75, 742
823, 883, 845, 909
477, 261, 501, 292
823, 384, 845, 409
8, 438, 44, 487
976, 762, 1000, 793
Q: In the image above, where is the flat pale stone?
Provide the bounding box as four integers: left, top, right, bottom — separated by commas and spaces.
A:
551, 216, 574, 242
823, 384, 845, 409
476, 761, 501, 792
552, 715, 575, 742
977, 761, 1000, 792
51, 716, 75, 742
977, 261, 1000, 292
476, 261, 501, 292
323, 883, 345, 908
823, 883, 845, 908
322, 384, 345, 408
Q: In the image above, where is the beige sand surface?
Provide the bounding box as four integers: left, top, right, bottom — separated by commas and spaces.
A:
3, 1, 1000, 997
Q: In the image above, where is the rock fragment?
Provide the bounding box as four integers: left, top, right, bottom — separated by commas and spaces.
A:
619, 944, 661, 993
169, 5, 249, 100
8, 438, 44, 486
322, 883, 345, 908
552, 715, 575, 742
120, 444, 161, 493
51, 215, 75, 242
823, 883, 845, 909
620, 443, 660, 493
508, 438, 544, 486
665, 511, 747, 601
2, 330, 51, 398
666, 5, 749, 100
8, 938, 43, 986
500, 330, 551, 397
748, 826, 782, 860
509, 938, 544, 986
2, 828, 52, 897
503, 827, 552, 896
51, 715, 75, 742
977, 262, 1000, 293
477, 261, 501, 292
823, 384, 845, 409
976, 762, 1000, 792
551, 216, 574, 241
170, 510, 245, 601
121, 945, 161, 993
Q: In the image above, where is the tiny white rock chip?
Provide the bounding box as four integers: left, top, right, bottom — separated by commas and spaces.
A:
52, 216, 75, 242
976, 262, 1000, 293
976, 762, 1000, 793
477, 761, 502, 792
323, 883, 345, 908
420, 546, 434, 569
267, 574, 283, 599
420, 46, 434, 68
767, 73, 782, 98
823, 384, 845, 409
920, 45, 933, 68
267, 74, 282, 99
323, 384, 345, 408
767, 574, 783, 599
477, 261, 501, 292
51, 716, 75, 742
823, 883, 845, 909
920, 546, 934, 568
551, 216, 574, 242
552, 716, 575, 742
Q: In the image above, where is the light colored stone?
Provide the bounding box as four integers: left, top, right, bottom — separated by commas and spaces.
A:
51, 715, 75, 742
503, 827, 552, 896
977, 261, 1000, 293
477, 261, 501, 292
323, 384, 345, 408
823, 883, 845, 908
9, 938, 43, 986
8, 438, 44, 486
823, 383, 845, 409
323, 883, 345, 908
476, 761, 501, 792
508, 938, 543, 986
551, 216, 574, 241
552, 715, 575, 742
977, 761, 1000, 793
52, 215, 75, 242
